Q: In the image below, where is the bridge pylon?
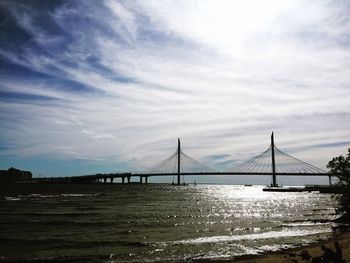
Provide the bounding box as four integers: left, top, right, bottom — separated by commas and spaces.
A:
271, 132, 277, 187
177, 138, 181, 185
231, 132, 327, 185
142, 138, 215, 183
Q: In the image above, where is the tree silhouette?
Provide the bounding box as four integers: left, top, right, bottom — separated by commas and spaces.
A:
327, 148, 350, 222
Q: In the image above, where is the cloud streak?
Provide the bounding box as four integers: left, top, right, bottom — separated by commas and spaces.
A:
0, 0, 349, 177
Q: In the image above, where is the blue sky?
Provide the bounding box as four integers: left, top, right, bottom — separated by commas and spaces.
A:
0, 0, 349, 184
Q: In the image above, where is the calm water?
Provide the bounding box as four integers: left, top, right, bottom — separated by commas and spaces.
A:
0, 184, 339, 262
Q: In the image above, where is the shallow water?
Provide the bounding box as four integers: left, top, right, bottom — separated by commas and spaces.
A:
0, 184, 339, 262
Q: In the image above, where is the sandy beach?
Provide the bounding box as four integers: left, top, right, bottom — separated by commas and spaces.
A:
232, 231, 350, 263
1, 232, 349, 263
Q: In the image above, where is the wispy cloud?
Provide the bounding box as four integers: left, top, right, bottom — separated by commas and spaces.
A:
0, 0, 349, 176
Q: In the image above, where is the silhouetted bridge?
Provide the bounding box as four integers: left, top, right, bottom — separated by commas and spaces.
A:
39, 133, 331, 186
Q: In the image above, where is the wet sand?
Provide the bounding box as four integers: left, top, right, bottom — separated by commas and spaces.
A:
1, 232, 349, 263
233, 231, 350, 263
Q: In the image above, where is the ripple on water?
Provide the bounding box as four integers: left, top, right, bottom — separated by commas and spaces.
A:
0, 185, 338, 262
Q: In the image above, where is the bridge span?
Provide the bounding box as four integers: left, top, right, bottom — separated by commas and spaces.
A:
38, 133, 331, 186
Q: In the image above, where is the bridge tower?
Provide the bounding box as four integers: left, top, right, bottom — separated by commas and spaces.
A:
177, 138, 181, 185
271, 132, 277, 187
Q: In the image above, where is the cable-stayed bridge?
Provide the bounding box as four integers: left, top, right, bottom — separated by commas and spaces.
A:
48, 132, 329, 186
137, 133, 327, 186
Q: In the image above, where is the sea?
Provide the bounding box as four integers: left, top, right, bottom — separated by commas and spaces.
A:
0, 184, 339, 262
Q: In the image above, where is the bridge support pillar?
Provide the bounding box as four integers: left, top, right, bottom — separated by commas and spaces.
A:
177, 138, 181, 185
329, 175, 332, 186
272, 174, 277, 187
103, 177, 107, 184
271, 132, 278, 187
140, 176, 143, 185
127, 176, 131, 184
122, 177, 125, 184
145, 176, 148, 185
110, 177, 114, 184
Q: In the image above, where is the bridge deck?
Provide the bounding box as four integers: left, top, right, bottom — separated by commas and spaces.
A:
133, 172, 329, 177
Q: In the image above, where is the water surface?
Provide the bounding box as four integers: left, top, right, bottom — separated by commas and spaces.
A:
0, 184, 338, 262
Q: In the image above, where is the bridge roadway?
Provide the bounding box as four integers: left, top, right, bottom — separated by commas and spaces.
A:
35, 134, 331, 186
37, 172, 331, 185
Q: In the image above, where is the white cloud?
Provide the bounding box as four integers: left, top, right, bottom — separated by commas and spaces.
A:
81, 129, 115, 140
1, 0, 350, 175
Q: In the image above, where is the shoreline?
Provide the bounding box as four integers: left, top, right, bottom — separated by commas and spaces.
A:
1, 231, 349, 263
226, 230, 350, 263
1, 183, 348, 263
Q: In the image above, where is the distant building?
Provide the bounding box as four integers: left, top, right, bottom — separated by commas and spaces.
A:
0, 167, 32, 182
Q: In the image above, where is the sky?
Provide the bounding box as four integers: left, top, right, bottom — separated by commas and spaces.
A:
0, 0, 349, 184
